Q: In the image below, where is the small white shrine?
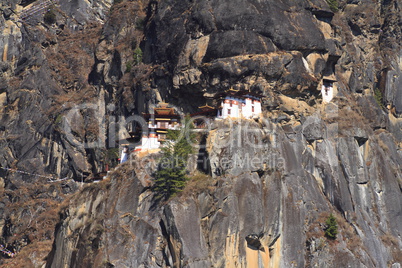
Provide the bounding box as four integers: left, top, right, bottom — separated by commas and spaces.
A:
321, 78, 336, 103
216, 89, 262, 119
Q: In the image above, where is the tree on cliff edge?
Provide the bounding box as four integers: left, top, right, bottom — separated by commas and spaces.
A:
153, 116, 195, 201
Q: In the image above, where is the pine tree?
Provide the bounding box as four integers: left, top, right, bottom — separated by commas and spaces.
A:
325, 214, 338, 240
153, 115, 196, 201
153, 166, 187, 200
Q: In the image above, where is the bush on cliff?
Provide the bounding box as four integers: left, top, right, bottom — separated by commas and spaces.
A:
374, 88, 384, 109
325, 214, 338, 239
153, 116, 195, 201
125, 61, 132, 73
44, 9, 56, 25
133, 47, 143, 65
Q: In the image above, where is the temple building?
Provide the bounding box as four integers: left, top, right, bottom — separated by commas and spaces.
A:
134, 89, 263, 152
191, 105, 216, 129
135, 103, 181, 152
215, 89, 262, 119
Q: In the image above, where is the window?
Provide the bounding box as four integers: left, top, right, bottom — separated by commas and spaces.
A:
157, 122, 168, 129
228, 109, 231, 115
252, 106, 254, 113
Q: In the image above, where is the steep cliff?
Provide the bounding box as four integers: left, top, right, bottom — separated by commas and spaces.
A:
45, 117, 402, 267
0, 0, 114, 266
1, 0, 402, 267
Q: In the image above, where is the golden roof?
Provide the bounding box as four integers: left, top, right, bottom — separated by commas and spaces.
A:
198, 105, 215, 110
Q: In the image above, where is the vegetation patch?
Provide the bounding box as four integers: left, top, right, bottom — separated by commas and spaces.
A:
153, 116, 196, 201
324, 97, 368, 136
374, 88, 384, 109
326, 0, 338, 12
0, 181, 74, 267
306, 212, 362, 252
44, 8, 56, 25
104, 148, 119, 169
133, 47, 143, 65
125, 61, 132, 73
135, 18, 145, 30
324, 214, 338, 239
381, 233, 402, 263
179, 171, 215, 198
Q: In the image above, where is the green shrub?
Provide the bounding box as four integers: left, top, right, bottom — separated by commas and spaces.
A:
107, 148, 119, 161
374, 88, 384, 109
135, 18, 145, 30
125, 61, 132, 73
55, 114, 63, 125
133, 47, 143, 65
164, 116, 196, 160
326, 0, 338, 12
106, 148, 119, 168
325, 214, 338, 239
44, 9, 56, 24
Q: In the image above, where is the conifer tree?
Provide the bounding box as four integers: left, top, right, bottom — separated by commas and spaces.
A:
153, 115, 196, 201
325, 213, 338, 239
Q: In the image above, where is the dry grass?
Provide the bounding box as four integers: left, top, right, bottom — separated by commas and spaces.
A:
306, 212, 328, 241
80, 178, 111, 194
8, 77, 22, 91
306, 211, 363, 253
44, 22, 102, 91
325, 96, 367, 134
0, 240, 53, 268
38, 22, 104, 133
378, 138, 390, 153
380, 233, 402, 264
179, 171, 215, 198
109, 1, 147, 49
334, 213, 363, 253
0, 180, 72, 267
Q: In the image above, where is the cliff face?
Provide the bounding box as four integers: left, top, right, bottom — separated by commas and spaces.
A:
45, 118, 402, 267
1, 0, 402, 267
0, 0, 114, 266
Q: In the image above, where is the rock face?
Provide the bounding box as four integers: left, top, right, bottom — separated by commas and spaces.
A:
1, 0, 402, 267
0, 0, 114, 178
0, 0, 115, 266
45, 117, 402, 267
